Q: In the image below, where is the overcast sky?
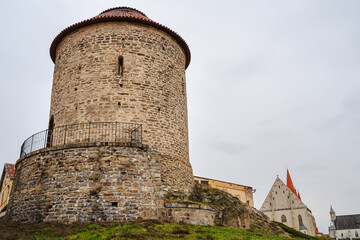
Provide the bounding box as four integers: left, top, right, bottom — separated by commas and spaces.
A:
0, 0, 359, 233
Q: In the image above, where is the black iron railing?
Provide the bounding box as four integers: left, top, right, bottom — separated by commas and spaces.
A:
20, 122, 142, 157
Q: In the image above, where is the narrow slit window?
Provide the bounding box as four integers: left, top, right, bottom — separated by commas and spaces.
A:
118, 56, 124, 76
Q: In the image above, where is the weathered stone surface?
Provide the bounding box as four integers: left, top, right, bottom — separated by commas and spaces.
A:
7, 8, 196, 224
7, 144, 193, 223
50, 22, 189, 163
164, 203, 215, 226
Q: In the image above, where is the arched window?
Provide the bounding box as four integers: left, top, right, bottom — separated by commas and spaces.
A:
281, 215, 287, 223
355, 231, 359, 237
298, 215, 303, 227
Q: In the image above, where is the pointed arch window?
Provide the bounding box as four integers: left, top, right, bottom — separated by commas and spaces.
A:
281, 215, 287, 223
298, 215, 303, 227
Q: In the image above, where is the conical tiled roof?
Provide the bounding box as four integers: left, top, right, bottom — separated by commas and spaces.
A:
50, 7, 191, 68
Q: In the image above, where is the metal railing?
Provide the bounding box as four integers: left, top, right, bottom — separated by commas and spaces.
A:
20, 122, 142, 157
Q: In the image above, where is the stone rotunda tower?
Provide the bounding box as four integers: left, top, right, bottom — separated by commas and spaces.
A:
7, 7, 194, 223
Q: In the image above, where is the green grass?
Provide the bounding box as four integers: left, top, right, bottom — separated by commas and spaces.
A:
0, 220, 332, 240
63, 221, 293, 240
274, 222, 330, 240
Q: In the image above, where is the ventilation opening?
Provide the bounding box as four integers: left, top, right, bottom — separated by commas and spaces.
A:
111, 202, 118, 207
118, 102, 121, 106
119, 83, 123, 87
157, 107, 161, 112
74, 88, 77, 91
118, 56, 124, 76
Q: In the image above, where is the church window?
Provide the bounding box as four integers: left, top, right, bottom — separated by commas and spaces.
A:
118, 56, 124, 76
298, 215, 303, 228
356, 231, 359, 237
281, 215, 287, 223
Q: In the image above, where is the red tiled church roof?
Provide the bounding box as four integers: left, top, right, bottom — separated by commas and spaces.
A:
286, 169, 297, 195
5, 163, 15, 178
50, 7, 191, 68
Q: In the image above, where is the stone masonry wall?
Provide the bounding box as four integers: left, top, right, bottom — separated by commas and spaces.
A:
50, 22, 189, 164
6, 144, 193, 223
164, 202, 215, 226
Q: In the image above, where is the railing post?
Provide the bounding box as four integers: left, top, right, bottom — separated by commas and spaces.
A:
88, 122, 91, 142
114, 123, 117, 143
30, 135, 34, 152
64, 125, 67, 145
44, 130, 48, 148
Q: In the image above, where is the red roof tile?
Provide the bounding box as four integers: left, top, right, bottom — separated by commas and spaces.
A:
50, 7, 191, 68
5, 163, 15, 178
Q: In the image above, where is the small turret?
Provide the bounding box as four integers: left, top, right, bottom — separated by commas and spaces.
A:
330, 205, 336, 222
329, 205, 336, 238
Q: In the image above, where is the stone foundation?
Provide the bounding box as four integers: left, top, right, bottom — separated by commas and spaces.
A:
164, 202, 215, 226
6, 143, 194, 223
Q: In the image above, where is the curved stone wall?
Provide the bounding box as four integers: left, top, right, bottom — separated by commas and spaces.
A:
50, 22, 189, 162
7, 144, 194, 223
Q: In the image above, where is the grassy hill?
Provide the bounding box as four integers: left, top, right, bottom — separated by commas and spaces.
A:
0, 219, 331, 240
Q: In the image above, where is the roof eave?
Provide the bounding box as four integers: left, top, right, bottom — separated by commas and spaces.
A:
50, 16, 191, 69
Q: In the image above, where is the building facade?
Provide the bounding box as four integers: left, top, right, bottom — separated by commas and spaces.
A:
0, 163, 15, 216
260, 170, 318, 236
6, 7, 196, 223
194, 176, 254, 207
329, 206, 360, 240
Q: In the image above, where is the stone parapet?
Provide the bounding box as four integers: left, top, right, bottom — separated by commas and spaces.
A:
164, 202, 215, 226
7, 145, 193, 223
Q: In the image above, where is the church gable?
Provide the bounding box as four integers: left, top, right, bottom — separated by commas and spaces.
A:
260, 176, 306, 212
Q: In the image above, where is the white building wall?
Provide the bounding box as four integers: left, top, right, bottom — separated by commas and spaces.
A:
335, 228, 360, 239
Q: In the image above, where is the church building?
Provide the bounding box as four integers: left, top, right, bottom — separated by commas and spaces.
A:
260, 170, 318, 236
329, 206, 360, 240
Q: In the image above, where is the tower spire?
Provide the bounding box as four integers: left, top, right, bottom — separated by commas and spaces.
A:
287, 169, 297, 195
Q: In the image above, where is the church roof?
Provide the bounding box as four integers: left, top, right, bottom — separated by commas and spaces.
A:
334, 214, 360, 230
287, 169, 297, 196
50, 7, 191, 68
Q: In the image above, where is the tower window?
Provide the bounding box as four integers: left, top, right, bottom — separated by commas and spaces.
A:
118, 56, 124, 76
